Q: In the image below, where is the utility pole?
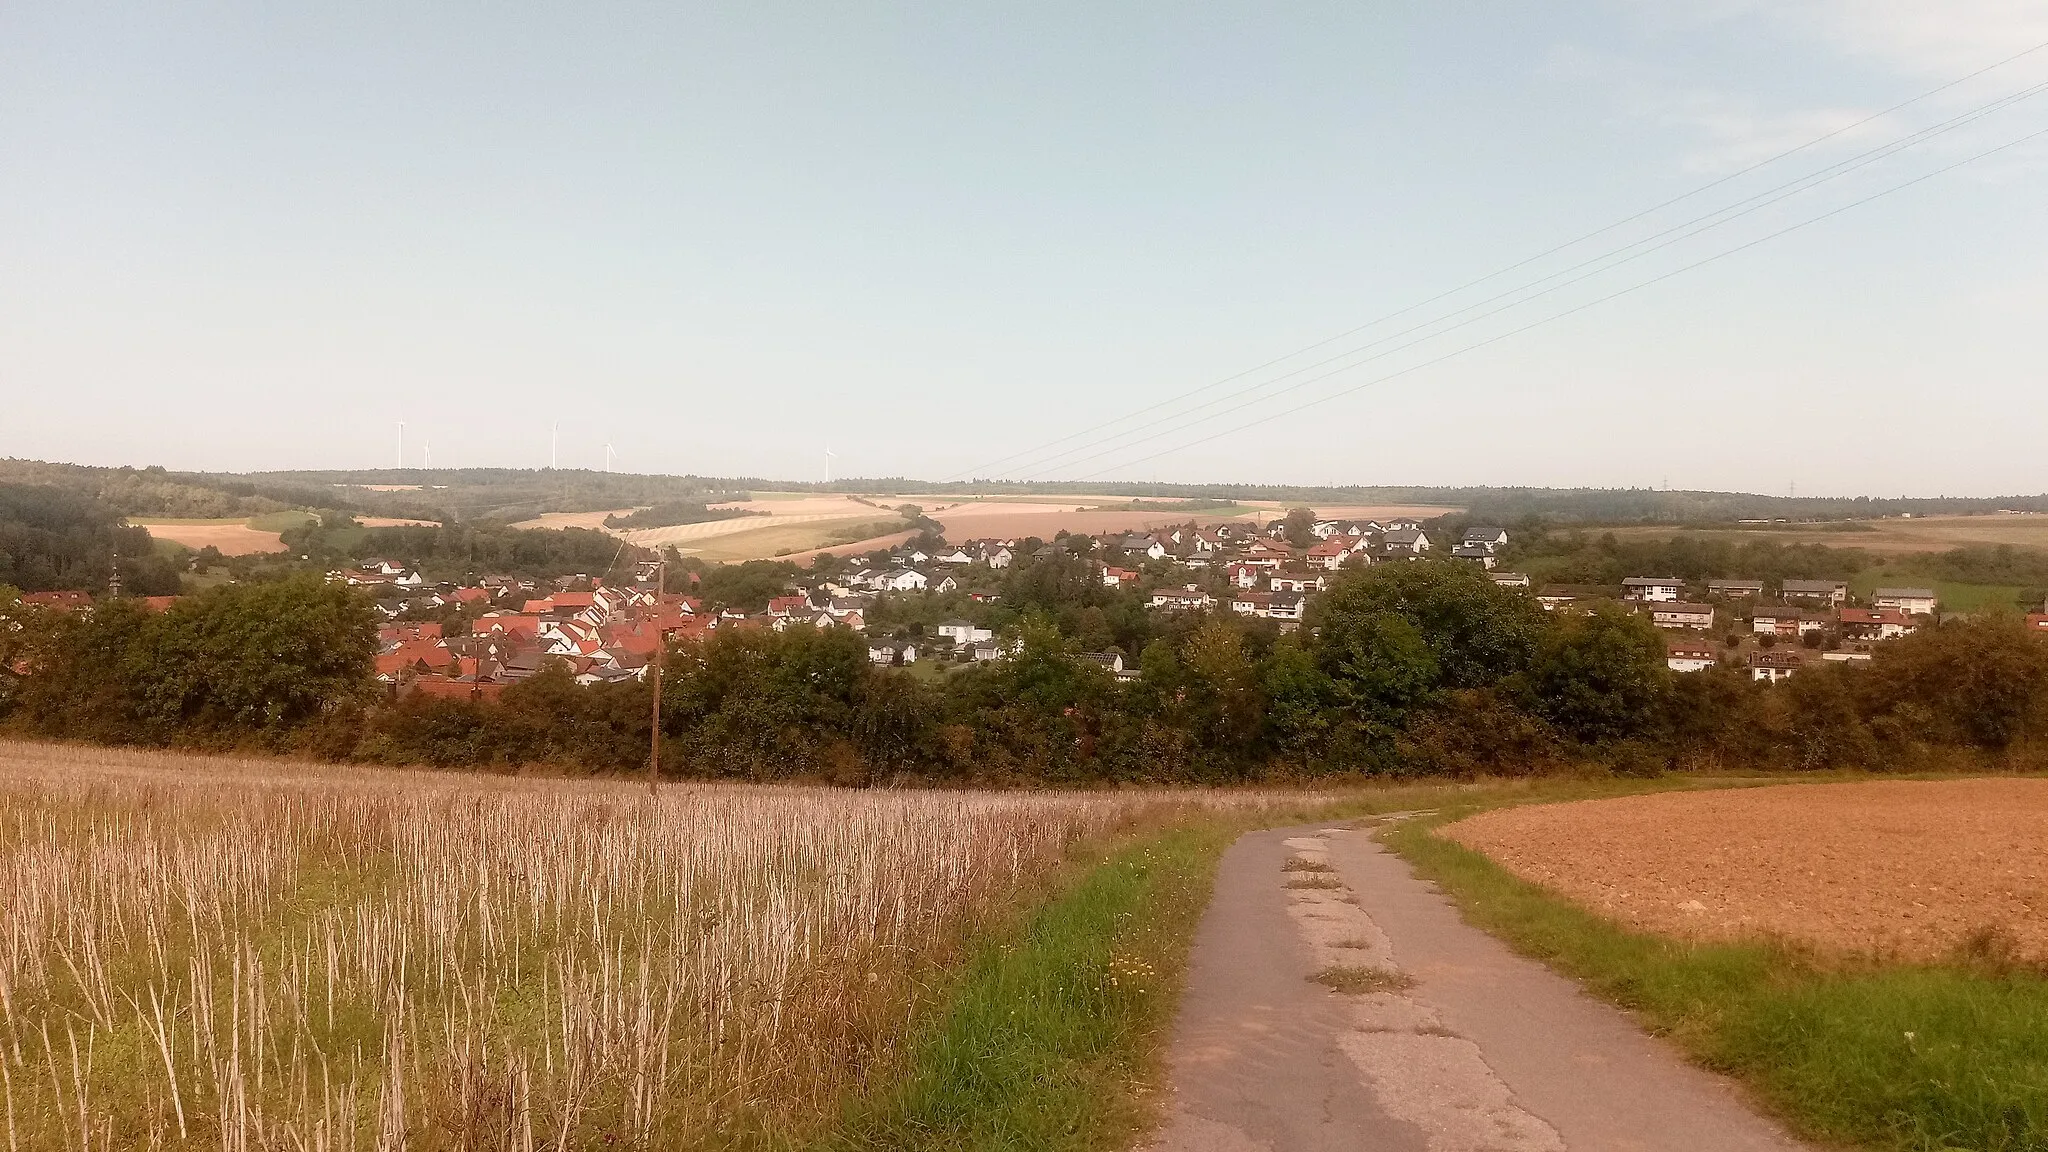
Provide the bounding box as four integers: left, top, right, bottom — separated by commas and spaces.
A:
648, 555, 664, 795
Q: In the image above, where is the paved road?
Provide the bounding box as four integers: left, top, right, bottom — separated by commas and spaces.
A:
1144, 824, 1812, 1152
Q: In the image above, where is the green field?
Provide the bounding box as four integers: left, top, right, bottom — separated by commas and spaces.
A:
1848, 568, 2032, 613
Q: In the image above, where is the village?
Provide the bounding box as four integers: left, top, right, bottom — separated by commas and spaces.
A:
16, 510, 2048, 696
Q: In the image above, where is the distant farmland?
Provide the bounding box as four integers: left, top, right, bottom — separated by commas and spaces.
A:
1608, 512, 2048, 554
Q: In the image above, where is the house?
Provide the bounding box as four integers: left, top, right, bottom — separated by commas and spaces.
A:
1749, 649, 1803, 682
1462, 526, 1509, 550
1839, 607, 1916, 642
1230, 592, 1273, 616
1102, 566, 1141, 588
1381, 528, 1431, 556
1666, 640, 1718, 673
765, 595, 811, 618
1269, 572, 1326, 594
1489, 572, 1531, 588
1822, 651, 1874, 663
966, 639, 1005, 662
1449, 543, 1498, 569
1621, 577, 1685, 602
1149, 587, 1214, 611
19, 591, 92, 612
931, 574, 960, 594
982, 545, 1014, 569
1780, 579, 1848, 606
935, 619, 993, 645
1117, 535, 1168, 561
1750, 605, 1821, 637
868, 640, 917, 666
1306, 537, 1356, 570
1706, 579, 1765, 599
1077, 651, 1125, 674
1872, 587, 1938, 616
1266, 591, 1306, 622
934, 547, 976, 566
1649, 602, 1715, 630
1225, 563, 1263, 589
875, 569, 928, 593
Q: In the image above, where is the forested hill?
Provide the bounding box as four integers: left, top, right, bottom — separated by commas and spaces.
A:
0, 483, 182, 594
8, 458, 2046, 527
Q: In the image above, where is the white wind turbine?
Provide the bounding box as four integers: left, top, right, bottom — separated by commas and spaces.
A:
825, 444, 836, 483
604, 443, 616, 472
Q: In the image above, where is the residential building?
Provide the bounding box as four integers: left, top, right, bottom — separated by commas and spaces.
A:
1666, 640, 1718, 673
1230, 591, 1272, 616
1706, 579, 1765, 598
1462, 526, 1509, 550
1076, 651, 1126, 674
1621, 576, 1685, 602
1838, 607, 1916, 642
1872, 587, 1938, 616
875, 569, 928, 593
1649, 602, 1715, 630
867, 640, 917, 665
1489, 572, 1531, 588
1149, 587, 1214, 611
1381, 528, 1431, 556
1780, 579, 1848, 606
1449, 543, 1498, 569
1267, 591, 1306, 622
935, 619, 993, 645
1269, 572, 1326, 593
1102, 566, 1141, 588
1750, 605, 1821, 637
1749, 650, 1803, 682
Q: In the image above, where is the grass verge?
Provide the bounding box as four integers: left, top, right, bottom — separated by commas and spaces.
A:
823, 821, 1233, 1152
1381, 803, 2048, 1152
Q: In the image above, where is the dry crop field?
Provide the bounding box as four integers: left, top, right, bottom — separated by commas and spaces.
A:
0, 741, 1298, 1150
1445, 779, 2048, 962
1606, 512, 2048, 553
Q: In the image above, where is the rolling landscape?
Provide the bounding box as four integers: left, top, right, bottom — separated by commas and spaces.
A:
10, 4, 2048, 1151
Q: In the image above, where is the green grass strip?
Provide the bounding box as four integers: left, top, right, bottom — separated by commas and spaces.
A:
1383, 809, 2048, 1152
825, 822, 1231, 1152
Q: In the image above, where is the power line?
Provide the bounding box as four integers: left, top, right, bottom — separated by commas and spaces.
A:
944, 36, 2048, 483
1064, 121, 2048, 482
1000, 77, 2048, 479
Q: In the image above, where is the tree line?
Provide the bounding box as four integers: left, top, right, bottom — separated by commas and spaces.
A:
7, 561, 2048, 784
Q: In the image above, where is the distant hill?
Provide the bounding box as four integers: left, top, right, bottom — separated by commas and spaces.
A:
6, 460, 2045, 528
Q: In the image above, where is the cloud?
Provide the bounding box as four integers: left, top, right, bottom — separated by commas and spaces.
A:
1771, 0, 2048, 78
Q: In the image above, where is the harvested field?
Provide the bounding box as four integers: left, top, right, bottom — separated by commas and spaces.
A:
0, 740, 1304, 1149
1608, 512, 2048, 554
1444, 779, 2048, 962
132, 519, 287, 555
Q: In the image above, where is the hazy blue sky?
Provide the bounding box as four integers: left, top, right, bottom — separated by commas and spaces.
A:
5, 2, 2046, 494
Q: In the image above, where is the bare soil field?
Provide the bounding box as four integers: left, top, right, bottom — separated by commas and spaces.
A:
133, 519, 288, 555
1609, 513, 2048, 554
1444, 779, 2048, 962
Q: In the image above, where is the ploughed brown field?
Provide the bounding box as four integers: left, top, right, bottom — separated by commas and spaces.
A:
1444, 779, 2048, 962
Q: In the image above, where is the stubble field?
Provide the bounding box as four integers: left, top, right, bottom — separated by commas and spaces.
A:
0, 741, 1297, 1150
1444, 779, 2048, 962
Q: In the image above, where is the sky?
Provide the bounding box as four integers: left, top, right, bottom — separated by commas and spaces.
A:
4, 1, 2047, 496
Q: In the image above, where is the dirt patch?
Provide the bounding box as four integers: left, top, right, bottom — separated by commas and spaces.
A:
135, 522, 287, 556
1445, 779, 2048, 962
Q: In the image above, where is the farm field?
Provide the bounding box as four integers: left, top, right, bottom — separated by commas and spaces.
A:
131, 517, 289, 555
1443, 779, 2048, 962
1608, 512, 2048, 553
0, 740, 1302, 1150
504, 494, 1463, 563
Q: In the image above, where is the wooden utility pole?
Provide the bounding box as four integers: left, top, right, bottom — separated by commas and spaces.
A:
648, 556, 664, 795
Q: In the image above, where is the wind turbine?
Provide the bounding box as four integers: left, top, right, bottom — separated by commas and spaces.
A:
550, 422, 559, 470
423, 439, 432, 469
604, 443, 616, 472
397, 421, 405, 470
825, 444, 836, 483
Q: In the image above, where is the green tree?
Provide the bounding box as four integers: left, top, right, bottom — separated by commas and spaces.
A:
1519, 603, 1668, 743
1283, 507, 1317, 549
1312, 560, 1543, 690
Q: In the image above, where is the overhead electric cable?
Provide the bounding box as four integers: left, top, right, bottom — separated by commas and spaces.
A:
1000, 78, 2048, 479
1061, 122, 2048, 483
945, 36, 2048, 483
